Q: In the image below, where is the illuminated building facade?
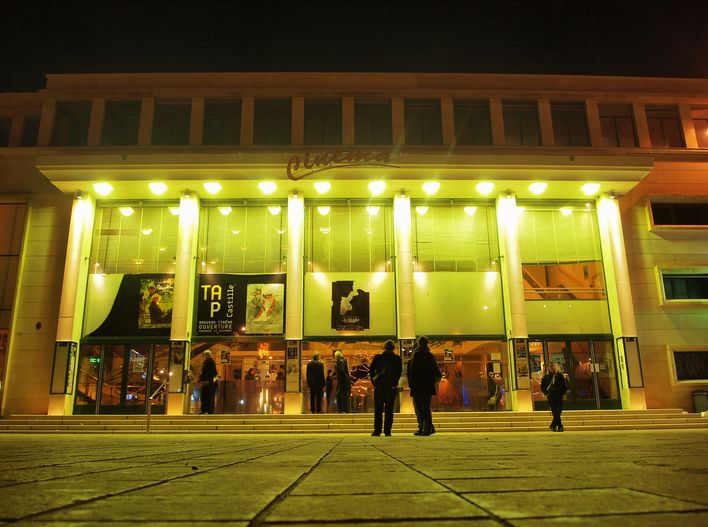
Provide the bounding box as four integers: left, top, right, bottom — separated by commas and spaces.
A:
0, 73, 706, 417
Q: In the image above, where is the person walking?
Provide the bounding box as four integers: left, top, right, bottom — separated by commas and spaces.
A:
306, 352, 326, 413
334, 350, 351, 413
369, 340, 403, 436
198, 350, 218, 414
541, 361, 567, 432
407, 336, 441, 436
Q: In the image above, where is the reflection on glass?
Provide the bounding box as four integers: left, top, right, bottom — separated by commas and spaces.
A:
76, 345, 102, 407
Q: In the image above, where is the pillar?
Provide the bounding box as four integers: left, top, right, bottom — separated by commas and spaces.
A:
597, 195, 646, 410
138, 97, 155, 146
48, 194, 95, 415
87, 98, 106, 146
632, 102, 651, 148
284, 191, 305, 413
167, 193, 200, 414
392, 97, 405, 146
679, 103, 698, 148
342, 97, 355, 145
538, 98, 555, 147
189, 97, 205, 146
241, 97, 254, 145
496, 193, 532, 411
585, 100, 604, 147
440, 97, 455, 146
490, 98, 505, 146
291, 97, 304, 146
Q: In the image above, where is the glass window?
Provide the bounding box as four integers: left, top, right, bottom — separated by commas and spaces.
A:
51, 101, 91, 146
404, 99, 442, 145
518, 204, 605, 300
152, 101, 191, 145
646, 105, 684, 147
101, 101, 141, 146
693, 118, 708, 148
411, 202, 498, 272
0, 119, 10, 146
0, 203, 26, 329
203, 99, 241, 145
599, 103, 637, 147
503, 101, 540, 146
305, 202, 393, 272
304, 100, 341, 145
662, 272, 708, 301
355, 101, 392, 145
454, 100, 492, 145
198, 203, 287, 274
254, 99, 291, 145
651, 202, 708, 226
673, 351, 708, 381
90, 205, 179, 275
551, 102, 589, 146
20, 117, 39, 147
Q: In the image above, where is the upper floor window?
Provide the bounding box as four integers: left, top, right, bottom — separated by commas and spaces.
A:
411, 201, 498, 272
646, 105, 684, 147
203, 99, 241, 145
101, 100, 141, 146
198, 203, 287, 274
599, 103, 637, 147
692, 107, 708, 148
254, 99, 291, 145
305, 201, 393, 273
0, 119, 10, 146
152, 101, 191, 145
20, 117, 39, 147
453, 101, 492, 146
355, 100, 392, 145
405, 100, 442, 145
650, 202, 708, 227
503, 101, 540, 146
660, 270, 708, 302
90, 204, 179, 275
0, 202, 26, 329
551, 102, 589, 146
304, 100, 341, 145
672, 350, 708, 381
51, 101, 91, 146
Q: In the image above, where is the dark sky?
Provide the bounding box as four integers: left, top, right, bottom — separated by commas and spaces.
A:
2, 0, 708, 92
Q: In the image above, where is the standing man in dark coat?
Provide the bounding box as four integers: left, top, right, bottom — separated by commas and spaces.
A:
407, 336, 442, 436
541, 361, 568, 432
334, 350, 350, 413
306, 351, 326, 413
199, 350, 218, 414
369, 340, 403, 436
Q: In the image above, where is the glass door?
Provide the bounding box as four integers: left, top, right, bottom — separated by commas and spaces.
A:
592, 340, 621, 409
74, 344, 102, 414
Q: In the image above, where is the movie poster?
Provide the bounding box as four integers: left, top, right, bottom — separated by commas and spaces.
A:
139, 278, 174, 328
331, 280, 370, 331
245, 283, 285, 334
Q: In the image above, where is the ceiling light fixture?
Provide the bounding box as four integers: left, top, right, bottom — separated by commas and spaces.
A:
581, 183, 600, 196
368, 181, 386, 196
529, 182, 547, 195
476, 182, 494, 195
203, 182, 222, 195
259, 181, 277, 195
422, 181, 440, 195
93, 182, 113, 196
218, 206, 232, 216
119, 206, 134, 217
314, 181, 331, 194
148, 182, 168, 195
317, 206, 331, 216
268, 205, 282, 215
415, 206, 429, 215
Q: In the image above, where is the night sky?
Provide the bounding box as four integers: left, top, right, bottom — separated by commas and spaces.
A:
2, 0, 708, 93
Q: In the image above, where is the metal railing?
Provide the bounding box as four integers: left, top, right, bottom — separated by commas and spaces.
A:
146, 381, 167, 433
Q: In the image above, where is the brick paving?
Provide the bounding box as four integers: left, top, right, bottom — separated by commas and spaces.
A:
0, 430, 706, 526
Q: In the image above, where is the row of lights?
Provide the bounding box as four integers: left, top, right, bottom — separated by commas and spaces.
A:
92, 181, 604, 198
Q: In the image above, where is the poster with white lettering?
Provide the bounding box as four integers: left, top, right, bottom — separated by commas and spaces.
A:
197, 275, 239, 335
331, 280, 370, 331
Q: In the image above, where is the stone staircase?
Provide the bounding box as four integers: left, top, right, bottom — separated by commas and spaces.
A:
0, 409, 706, 433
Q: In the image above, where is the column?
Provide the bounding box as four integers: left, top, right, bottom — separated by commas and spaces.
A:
342, 97, 355, 145
48, 194, 95, 415
36, 98, 56, 147
284, 191, 305, 414
538, 98, 555, 146
138, 97, 155, 146
189, 96, 205, 146
393, 192, 415, 413
490, 98, 505, 146
87, 98, 106, 146
291, 97, 304, 146
440, 97, 455, 146
679, 103, 698, 148
392, 97, 405, 146
597, 195, 646, 409
585, 100, 604, 147
241, 96, 254, 145
496, 193, 532, 411
632, 102, 651, 148
167, 193, 200, 415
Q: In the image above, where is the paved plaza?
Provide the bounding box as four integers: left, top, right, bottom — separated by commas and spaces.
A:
0, 430, 706, 526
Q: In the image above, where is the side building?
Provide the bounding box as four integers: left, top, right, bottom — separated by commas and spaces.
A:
0, 73, 706, 417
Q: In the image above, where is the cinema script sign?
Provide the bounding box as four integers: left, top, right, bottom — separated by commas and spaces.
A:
287, 149, 398, 180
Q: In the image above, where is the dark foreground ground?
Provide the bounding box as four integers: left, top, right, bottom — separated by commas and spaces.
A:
0, 430, 706, 526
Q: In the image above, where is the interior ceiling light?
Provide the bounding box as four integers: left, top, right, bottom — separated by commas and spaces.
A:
367, 206, 380, 216
119, 206, 134, 217
317, 206, 331, 216
581, 183, 600, 196
368, 180, 386, 196
168, 206, 180, 216
560, 207, 573, 216
422, 181, 440, 195
148, 182, 168, 196
141, 228, 153, 236
268, 205, 282, 215
231, 229, 241, 235
93, 182, 113, 196
218, 206, 232, 216
319, 227, 331, 234
203, 182, 222, 195
259, 181, 277, 195
464, 206, 477, 216
314, 181, 331, 194
475, 182, 494, 195
415, 206, 429, 215
529, 182, 547, 195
